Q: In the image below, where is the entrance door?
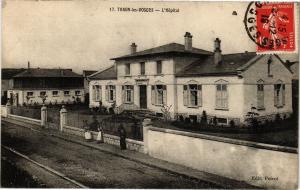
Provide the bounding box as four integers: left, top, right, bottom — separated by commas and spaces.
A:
139, 85, 147, 109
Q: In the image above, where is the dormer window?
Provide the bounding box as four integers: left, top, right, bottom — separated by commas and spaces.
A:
156, 61, 162, 74
125, 63, 131, 75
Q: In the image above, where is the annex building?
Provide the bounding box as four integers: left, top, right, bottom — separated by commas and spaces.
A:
7, 66, 85, 106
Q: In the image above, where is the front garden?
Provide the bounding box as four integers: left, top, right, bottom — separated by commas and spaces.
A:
152, 110, 298, 148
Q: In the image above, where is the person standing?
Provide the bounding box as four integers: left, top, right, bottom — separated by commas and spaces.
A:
83, 120, 92, 141
97, 122, 104, 143
119, 124, 127, 150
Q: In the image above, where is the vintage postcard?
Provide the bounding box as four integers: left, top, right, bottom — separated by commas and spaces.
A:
1, 1, 299, 189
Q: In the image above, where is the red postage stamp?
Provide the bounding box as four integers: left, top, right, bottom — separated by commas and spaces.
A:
244, 2, 296, 53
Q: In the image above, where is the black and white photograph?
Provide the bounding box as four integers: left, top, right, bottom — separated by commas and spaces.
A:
1, 1, 299, 189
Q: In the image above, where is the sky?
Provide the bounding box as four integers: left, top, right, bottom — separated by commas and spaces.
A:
2, 1, 299, 74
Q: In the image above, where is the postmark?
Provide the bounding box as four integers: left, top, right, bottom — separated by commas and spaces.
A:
244, 2, 296, 53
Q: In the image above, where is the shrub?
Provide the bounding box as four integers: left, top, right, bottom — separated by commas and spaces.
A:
179, 115, 184, 122
275, 113, 281, 124
109, 107, 115, 115
229, 120, 235, 128
213, 116, 218, 126
22, 102, 27, 107
184, 117, 190, 124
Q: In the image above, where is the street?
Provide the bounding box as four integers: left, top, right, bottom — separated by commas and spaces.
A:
1, 121, 219, 188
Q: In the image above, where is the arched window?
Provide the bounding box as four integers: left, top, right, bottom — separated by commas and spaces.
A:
105, 82, 116, 103
183, 80, 202, 107
151, 81, 167, 105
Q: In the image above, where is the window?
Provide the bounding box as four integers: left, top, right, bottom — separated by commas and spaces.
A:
40, 91, 46, 97
27, 92, 34, 97
156, 61, 162, 74
183, 84, 202, 107
122, 85, 134, 103
274, 83, 285, 107
64, 91, 70, 96
216, 84, 228, 109
52, 91, 58, 96
75, 91, 81, 96
151, 85, 167, 105
106, 85, 116, 102
257, 83, 264, 109
92, 85, 101, 102
125, 63, 131, 75
140, 62, 145, 75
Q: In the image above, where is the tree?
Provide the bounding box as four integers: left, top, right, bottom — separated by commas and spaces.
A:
200, 111, 208, 126
161, 104, 172, 121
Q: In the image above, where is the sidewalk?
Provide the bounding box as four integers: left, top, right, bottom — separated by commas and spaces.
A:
2, 117, 258, 189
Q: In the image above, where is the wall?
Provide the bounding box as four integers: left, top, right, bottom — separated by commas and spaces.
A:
242, 55, 293, 120
1, 105, 7, 117
7, 113, 41, 126
8, 89, 85, 106
144, 126, 298, 189
63, 125, 144, 153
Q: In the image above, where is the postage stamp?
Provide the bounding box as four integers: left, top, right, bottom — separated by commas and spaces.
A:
244, 2, 297, 54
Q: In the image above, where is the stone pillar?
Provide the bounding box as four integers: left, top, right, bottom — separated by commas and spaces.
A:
41, 104, 47, 127
142, 118, 152, 154
6, 102, 11, 116
60, 105, 67, 132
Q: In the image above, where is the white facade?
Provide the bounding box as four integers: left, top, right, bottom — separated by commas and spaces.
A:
89, 54, 293, 125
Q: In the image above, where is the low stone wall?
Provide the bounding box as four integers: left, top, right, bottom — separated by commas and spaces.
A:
7, 114, 41, 126
143, 126, 298, 189
1, 105, 7, 117
63, 125, 144, 153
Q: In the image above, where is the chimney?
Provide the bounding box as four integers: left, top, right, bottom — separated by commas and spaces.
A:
184, 32, 193, 51
130, 43, 137, 54
214, 38, 222, 65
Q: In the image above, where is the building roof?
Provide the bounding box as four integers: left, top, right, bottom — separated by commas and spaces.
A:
111, 43, 213, 60
83, 70, 98, 77
88, 66, 117, 80
176, 52, 259, 77
1, 68, 26, 79
13, 68, 82, 78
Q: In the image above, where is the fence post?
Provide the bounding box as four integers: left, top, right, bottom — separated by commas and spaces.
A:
60, 105, 67, 132
6, 102, 11, 116
142, 118, 152, 154
41, 104, 47, 127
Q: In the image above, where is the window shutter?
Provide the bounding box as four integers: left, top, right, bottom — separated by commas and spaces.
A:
151, 86, 156, 105
113, 86, 116, 101
131, 86, 134, 103
183, 85, 188, 106
197, 85, 202, 106
105, 85, 109, 101
163, 85, 167, 105
99, 86, 102, 101
274, 85, 278, 106
122, 86, 125, 103
282, 84, 285, 106
224, 86, 228, 108
92, 86, 96, 101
